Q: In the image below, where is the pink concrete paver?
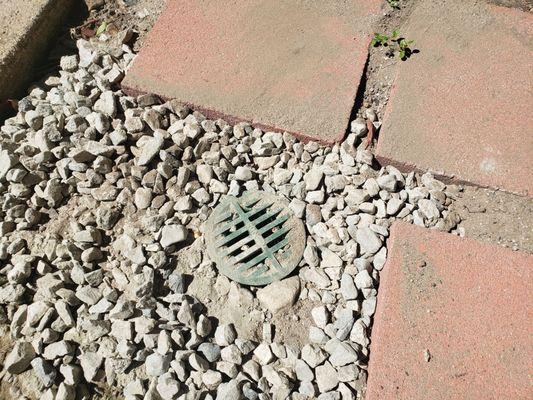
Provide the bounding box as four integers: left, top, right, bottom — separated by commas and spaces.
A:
366, 221, 533, 400
376, 0, 533, 196
122, 0, 383, 144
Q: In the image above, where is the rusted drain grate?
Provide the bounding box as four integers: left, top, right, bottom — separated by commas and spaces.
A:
205, 191, 305, 286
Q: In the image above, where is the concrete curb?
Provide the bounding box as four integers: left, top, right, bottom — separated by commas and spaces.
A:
0, 0, 75, 117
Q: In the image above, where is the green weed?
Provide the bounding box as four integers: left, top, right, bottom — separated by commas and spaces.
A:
371, 29, 415, 60
387, 0, 400, 9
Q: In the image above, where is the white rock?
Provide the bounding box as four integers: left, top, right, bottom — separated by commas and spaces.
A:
145, 353, 170, 377
311, 306, 329, 328
256, 276, 300, 313
138, 134, 164, 166
315, 361, 339, 392
79, 352, 103, 382
235, 166, 253, 181
214, 324, 237, 346
160, 224, 188, 248
355, 227, 382, 254
253, 343, 274, 365
157, 373, 181, 400
354, 270, 373, 289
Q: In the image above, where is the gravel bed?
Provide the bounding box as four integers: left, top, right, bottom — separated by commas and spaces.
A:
0, 37, 462, 400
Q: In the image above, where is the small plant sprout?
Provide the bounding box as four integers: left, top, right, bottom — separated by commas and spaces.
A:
387, 0, 401, 9
371, 29, 416, 61
371, 33, 390, 47
96, 22, 108, 37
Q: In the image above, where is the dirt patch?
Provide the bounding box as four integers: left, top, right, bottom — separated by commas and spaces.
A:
450, 186, 533, 253
87, 0, 166, 50
487, 0, 533, 12
355, 0, 420, 120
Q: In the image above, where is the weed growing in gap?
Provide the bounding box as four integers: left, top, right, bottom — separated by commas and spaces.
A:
387, 0, 401, 9
371, 29, 415, 60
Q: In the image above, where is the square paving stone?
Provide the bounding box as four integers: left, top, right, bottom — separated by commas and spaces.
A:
122, 0, 383, 144
376, 1, 533, 196
366, 221, 533, 400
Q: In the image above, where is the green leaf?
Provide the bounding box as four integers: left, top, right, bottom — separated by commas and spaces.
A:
96, 22, 108, 36
392, 29, 399, 39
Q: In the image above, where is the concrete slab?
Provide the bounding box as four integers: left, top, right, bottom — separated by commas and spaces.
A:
0, 0, 74, 116
366, 221, 533, 400
376, 0, 533, 196
122, 0, 383, 144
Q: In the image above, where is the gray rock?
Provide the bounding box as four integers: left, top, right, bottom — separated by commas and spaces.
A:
418, 199, 440, 221
4, 341, 35, 374
315, 361, 339, 392
214, 324, 237, 346
189, 352, 209, 371
216, 379, 243, 400
311, 306, 329, 328
362, 296, 377, 317
198, 342, 221, 363
354, 270, 373, 289
329, 341, 358, 367
43, 340, 74, 360
340, 273, 358, 300
295, 359, 314, 381
301, 344, 328, 368
197, 164, 213, 184
56, 383, 76, 400
157, 373, 181, 400
134, 187, 153, 209
203, 370, 223, 390
31, 358, 56, 387
304, 168, 324, 191
350, 118, 367, 137
355, 227, 382, 254
377, 174, 397, 192
256, 276, 300, 313
145, 352, 170, 377
253, 343, 274, 365
160, 224, 188, 248
235, 166, 253, 181
221, 344, 243, 365
60, 364, 82, 385
320, 248, 343, 268
79, 352, 103, 382
138, 134, 164, 166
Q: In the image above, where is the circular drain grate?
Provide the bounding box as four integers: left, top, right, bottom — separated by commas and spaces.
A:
205, 191, 305, 286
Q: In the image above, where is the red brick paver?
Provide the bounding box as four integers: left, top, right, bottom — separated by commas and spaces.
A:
122, 0, 383, 144
366, 221, 533, 400
376, 1, 533, 196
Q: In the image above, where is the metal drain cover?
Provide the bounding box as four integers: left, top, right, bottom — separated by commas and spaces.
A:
205, 191, 305, 286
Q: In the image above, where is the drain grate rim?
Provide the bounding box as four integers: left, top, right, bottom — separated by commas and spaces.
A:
205, 191, 306, 286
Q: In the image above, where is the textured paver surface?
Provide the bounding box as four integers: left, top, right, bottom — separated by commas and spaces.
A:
376, 0, 533, 196
122, 0, 383, 144
366, 221, 533, 400
0, 0, 73, 115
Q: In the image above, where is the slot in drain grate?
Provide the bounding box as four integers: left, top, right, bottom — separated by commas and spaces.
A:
205, 191, 305, 286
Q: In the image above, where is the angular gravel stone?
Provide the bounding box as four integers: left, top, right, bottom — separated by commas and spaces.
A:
316, 361, 339, 392
355, 227, 382, 254
256, 276, 300, 313
214, 324, 237, 347
145, 353, 170, 377
254, 343, 274, 365
79, 352, 103, 382
160, 224, 188, 248
5, 341, 35, 374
